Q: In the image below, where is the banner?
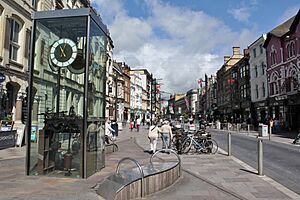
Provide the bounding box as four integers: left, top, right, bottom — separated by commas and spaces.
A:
184, 96, 190, 109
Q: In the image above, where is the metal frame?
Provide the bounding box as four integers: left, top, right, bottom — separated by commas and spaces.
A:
26, 8, 110, 178
116, 157, 144, 198
150, 149, 181, 176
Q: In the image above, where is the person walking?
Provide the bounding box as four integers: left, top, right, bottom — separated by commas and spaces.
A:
160, 120, 173, 152
136, 117, 141, 132
105, 119, 115, 144
148, 121, 159, 154
129, 118, 134, 132
268, 117, 274, 136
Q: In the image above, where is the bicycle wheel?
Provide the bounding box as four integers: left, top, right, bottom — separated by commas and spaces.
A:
181, 137, 192, 154
204, 139, 218, 154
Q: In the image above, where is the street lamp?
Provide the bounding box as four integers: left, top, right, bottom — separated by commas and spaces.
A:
228, 79, 235, 123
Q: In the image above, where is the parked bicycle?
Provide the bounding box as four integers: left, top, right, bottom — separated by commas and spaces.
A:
171, 128, 218, 154
292, 129, 300, 145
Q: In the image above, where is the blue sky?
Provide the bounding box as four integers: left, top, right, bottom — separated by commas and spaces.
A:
92, 0, 300, 93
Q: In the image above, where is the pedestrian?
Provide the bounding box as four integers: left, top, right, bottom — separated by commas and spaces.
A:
105, 118, 115, 144
136, 116, 141, 132
111, 120, 118, 140
148, 121, 159, 154
268, 117, 274, 136
129, 118, 134, 132
146, 117, 150, 129
160, 120, 173, 152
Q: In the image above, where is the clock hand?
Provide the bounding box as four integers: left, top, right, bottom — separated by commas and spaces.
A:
59, 46, 66, 58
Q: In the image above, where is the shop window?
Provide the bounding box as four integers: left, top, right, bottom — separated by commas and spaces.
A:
9, 18, 21, 62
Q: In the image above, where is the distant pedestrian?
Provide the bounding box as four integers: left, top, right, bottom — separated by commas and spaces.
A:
160, 120, 173, 151
129, 118, 134, 132
268, 117, 274, 135
148, 121, 159, 154
136, 117, 141, 132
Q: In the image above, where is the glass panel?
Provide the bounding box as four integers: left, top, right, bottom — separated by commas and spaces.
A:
29, 16, 87, 178
86, 19, 107, 177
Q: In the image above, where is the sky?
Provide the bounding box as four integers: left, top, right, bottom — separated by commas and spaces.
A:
92, 0, 300, 94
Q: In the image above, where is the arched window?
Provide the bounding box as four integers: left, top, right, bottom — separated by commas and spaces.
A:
270, 46, 277, 65
291, 42, 296, 56
270, 72, 279, 95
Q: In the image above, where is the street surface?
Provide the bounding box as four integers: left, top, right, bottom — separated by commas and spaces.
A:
211, 129, 300, 195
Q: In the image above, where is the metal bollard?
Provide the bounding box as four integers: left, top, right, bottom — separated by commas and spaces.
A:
247, 125, 250, 135
258, 138, 263, 175
227, 133, 231, 156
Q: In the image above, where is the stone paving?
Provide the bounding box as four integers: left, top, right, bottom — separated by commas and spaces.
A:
0, 126, 299, 199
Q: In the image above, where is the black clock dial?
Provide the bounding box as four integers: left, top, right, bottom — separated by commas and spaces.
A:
49, 38, 78, 68
54, 43, 73, 63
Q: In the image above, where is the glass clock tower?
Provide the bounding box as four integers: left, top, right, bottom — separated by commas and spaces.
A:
26, 8, 110, 178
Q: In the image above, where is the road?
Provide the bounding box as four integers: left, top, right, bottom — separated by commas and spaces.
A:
211, 129, 300, 195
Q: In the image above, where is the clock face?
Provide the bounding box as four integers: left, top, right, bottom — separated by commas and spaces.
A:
49, 38, 77, 68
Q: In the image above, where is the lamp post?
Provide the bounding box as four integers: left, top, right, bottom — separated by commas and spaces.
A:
228, 79, 235, 123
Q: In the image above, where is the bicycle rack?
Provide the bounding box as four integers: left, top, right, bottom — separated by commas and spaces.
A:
150, 149, 181, 176
116, 157, 145, 198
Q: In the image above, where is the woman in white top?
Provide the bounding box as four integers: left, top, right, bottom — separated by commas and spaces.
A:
105, 119, 115, 144
148, 121, 159, 154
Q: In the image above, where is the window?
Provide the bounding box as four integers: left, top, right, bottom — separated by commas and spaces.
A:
259, 44, 263, 54
271, 51, 276, 65
253, 48, 256, 58
262, 82, 265, 97
40, 39, 45, 65
240, 85, 247, 98
9, 19, 21, 61
261, 62, 265, 75
256, 84, 259, 98
255, 66, 258, 77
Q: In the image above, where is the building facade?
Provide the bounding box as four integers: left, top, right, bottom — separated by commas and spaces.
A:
264, 10, 300, 130
249, 34, 268, 125
216, 47, 243, 122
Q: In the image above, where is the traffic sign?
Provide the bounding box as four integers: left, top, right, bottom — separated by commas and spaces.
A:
0, 73, 5, 83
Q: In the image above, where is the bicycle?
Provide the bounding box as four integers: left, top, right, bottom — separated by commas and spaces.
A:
181, 132, 218, 154
292, 132, 300, 145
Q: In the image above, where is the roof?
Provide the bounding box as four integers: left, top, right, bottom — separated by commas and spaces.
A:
264, 9, 300, 47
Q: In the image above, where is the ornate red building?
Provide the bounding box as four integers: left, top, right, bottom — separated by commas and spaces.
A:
264, 9, 300, 130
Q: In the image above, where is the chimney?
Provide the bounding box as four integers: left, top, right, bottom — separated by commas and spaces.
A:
233, 47, 240, 55
224, 56, 230, 63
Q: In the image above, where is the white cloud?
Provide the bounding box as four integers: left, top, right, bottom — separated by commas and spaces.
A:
228, 0, 257, 23
92, 0, 257, 93
228, 7, 251, 22
277, 6, 300, 24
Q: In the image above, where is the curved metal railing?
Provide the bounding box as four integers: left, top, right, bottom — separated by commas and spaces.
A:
116, 157, 144, 198
105, 143, 118, 152
150, 149, 181, 176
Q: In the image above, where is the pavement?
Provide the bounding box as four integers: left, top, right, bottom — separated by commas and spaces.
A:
0, 126, 299, 200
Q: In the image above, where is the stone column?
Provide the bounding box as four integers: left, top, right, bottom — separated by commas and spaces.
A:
32, 98, 40, 124
15, 93, 23, 123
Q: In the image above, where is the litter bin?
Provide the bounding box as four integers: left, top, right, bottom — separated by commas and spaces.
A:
259, 124, 268, 137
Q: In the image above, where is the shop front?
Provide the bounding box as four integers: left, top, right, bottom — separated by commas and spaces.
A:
26, 8, 110, 178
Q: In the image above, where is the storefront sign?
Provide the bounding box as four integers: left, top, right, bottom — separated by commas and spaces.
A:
0, 73, 5, 83
0, 130, 16, 149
